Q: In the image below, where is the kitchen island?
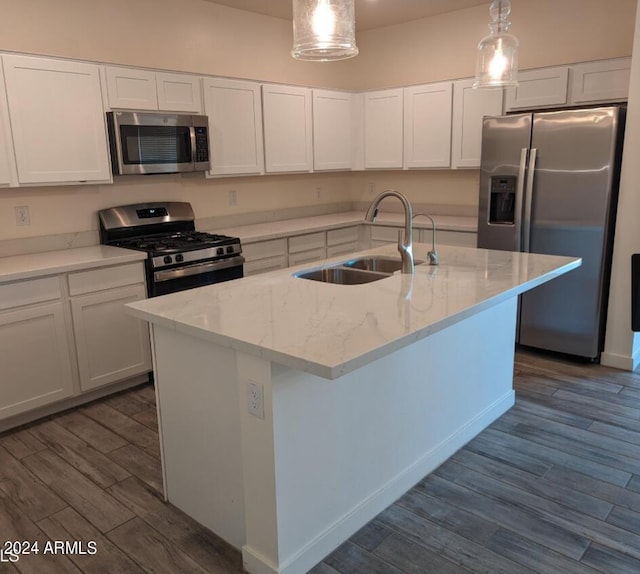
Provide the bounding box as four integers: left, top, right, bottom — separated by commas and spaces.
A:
125, 243, 580, 574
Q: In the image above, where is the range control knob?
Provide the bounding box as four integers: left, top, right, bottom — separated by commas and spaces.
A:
216, 247, 224, 255
175, 254, 184, 263
163, 255, 173, 265
226, 245, 235, 254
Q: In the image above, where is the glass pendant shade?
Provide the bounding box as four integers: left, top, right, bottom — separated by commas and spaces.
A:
473, 0, 519, 88
292, 0, 359, 61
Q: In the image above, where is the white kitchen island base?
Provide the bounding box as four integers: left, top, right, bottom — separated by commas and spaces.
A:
151, 297, 518, 574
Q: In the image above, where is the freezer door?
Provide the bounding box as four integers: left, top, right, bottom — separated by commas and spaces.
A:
519, 107, 621, 358
477, 114, 532, 251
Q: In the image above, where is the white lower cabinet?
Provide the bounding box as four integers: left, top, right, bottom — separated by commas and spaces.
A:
288, 232, 327, 266
0, 262, 151, 426
243, 239, 288, 276
327, 226, 361, 257
71, 284, 151, 392
0, 301, 74, 420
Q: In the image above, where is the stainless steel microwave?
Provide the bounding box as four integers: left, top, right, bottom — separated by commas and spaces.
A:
106, 111, 211, 175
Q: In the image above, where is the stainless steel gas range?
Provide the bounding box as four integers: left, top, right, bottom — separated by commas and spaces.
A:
98, 202, 244, 297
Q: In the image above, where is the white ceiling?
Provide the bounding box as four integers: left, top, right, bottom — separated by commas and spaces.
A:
206, 0, 489, 31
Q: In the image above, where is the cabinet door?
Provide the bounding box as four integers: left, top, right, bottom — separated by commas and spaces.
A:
3, 55, 111, 184
0, 63, 15, 186
71, 284, 151, 392
451, 79, 503, 168
364, 88, 403, 169
0, 302, 74, 420
570, 58, 631, 104
105, 65, 158, 110
313, 89, 353, 171
263, 85, 313, 173
156, 72, 202, 112
403, 82, 452, 168
203, 78, 264, 175
504, 67, 569, 111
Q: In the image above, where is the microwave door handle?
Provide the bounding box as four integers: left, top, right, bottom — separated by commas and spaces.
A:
523, 148, 537, 253
189, 126, 197, 166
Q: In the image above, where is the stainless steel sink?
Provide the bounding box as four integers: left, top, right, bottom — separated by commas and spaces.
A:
343, 256, 403, 274
294, 266, 390, 285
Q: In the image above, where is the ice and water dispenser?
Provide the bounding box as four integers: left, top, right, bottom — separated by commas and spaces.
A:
489, 176, 516, 225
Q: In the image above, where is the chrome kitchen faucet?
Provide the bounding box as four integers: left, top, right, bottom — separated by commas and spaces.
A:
364, 189, 414, 274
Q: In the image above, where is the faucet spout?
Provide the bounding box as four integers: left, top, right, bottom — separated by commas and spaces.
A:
365, 189, 414, 274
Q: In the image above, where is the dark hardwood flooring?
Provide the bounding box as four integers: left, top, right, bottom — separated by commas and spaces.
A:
1, 349, 640, 573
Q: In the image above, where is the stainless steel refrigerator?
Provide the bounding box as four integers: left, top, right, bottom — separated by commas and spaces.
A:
477, 106, 625, 360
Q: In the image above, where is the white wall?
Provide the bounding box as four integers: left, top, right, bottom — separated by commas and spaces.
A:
0, 0, 636, 245
602, 3, 640, 370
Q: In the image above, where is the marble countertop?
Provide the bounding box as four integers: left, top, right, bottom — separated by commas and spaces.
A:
126, 244, 580, 380
216, 211, 477, 244
0, 245, 147, 283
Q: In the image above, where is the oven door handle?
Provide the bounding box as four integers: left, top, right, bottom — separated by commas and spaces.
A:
153, 255, 245, 283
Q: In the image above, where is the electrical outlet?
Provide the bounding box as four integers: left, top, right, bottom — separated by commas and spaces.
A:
247, 381, 264, 419
367, 182, 376, 196
316, 186, 322, 200
228, 189, 238, 206
14, 205, 31, 226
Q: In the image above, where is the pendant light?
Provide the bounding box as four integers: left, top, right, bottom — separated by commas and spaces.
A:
291, 0, 359, 61
473, 0, 519, 88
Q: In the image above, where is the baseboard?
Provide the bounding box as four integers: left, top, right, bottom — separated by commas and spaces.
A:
600, 350, 638, 371
252, 390, 515, 574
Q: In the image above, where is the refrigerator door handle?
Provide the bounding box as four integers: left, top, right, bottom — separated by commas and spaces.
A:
514, 147, 528, 251
523, 147, 537, 253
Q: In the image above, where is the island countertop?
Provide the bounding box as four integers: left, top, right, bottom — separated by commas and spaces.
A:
125, 244, 580, 379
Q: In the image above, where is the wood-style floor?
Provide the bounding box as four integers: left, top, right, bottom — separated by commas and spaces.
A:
1, 349, 640, 573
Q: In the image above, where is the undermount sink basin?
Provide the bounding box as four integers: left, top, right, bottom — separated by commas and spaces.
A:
344, 256, 404, 274
294, 266, 390, 285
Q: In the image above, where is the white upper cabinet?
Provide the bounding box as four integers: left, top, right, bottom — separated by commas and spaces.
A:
312, 89, 353, 171
105, 66, 202, 112
0, 63, 16, 186
451, 79, 503, 168
570, 58, 631, 104
504, 66, 569, 111
403, 82, 452, 168
364, 88, 403, 169
262, 84, 313, 173
156, 72, 203, 112
203, 78, 264, 176
3, 54, 111, 184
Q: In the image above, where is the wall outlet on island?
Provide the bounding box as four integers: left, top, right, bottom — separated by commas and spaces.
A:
247, 381, 264, 419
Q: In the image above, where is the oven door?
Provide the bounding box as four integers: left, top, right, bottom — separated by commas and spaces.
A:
150, 256, 244, 297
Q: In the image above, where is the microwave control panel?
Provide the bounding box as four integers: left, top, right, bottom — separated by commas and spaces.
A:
195, 127, 209, 163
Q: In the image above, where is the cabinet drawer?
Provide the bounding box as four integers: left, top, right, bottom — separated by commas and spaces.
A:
288, 232, 326, 253
243, 239, 287, 262
327, 226, 359, 246
288, 247, 327, 267
0, 276, 61, 311
244, 256, 288, 276
68, 262, 145, 296
327, 242, 359, 258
